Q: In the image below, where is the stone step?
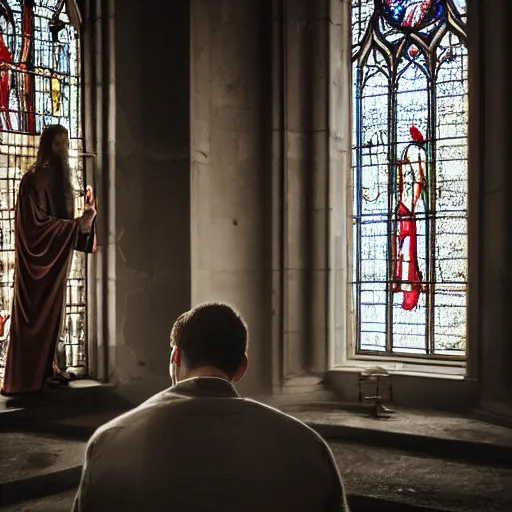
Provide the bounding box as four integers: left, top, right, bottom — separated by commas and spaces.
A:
0, 489, 78, 511
0, 380, 130, 428
0, 430, 84, 507
281, 403, 512, 468
4, 389, 512, 467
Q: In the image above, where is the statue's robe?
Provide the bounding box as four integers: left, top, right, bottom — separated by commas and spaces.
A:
1, 166, 82, 395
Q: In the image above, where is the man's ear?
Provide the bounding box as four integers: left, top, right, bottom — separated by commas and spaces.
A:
171, 346, 181, 365
232, 355, 248, 383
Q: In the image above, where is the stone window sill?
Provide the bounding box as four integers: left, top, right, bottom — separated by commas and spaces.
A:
331, 358, 467, 378
326, 364, 477, 411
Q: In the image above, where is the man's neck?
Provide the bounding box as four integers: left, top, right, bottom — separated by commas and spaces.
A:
183, 366, 230, 381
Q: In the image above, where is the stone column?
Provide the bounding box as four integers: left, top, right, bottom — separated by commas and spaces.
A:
190, 0, 272, 395
475, 0, 512, 414
90, 0, 192, 403
278, 0, 331, 381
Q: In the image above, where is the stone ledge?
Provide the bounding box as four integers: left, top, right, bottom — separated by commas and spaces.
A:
326, 369, 479, 411
0, 429, 86, 507
1, 467, 82, 508
280, 403, 512, 468
0, 380, 130, 429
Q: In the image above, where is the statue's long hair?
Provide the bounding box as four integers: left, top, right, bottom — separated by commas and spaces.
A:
34, 124, 74, 219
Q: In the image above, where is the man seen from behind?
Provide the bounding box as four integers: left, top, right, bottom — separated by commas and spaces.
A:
73, 302, 349, 511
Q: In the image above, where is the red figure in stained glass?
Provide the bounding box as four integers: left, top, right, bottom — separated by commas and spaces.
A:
409, 124, 424, 142
0, 1, 13, 130
392, 125, 427, 310
0, 32, 12, 130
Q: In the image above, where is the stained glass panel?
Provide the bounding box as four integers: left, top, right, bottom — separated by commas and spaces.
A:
0, 1, 86, 378
352, 0, 468, 356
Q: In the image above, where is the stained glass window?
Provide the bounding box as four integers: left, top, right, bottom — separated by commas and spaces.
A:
352, 0, 468, 356
0, 1, 86, 378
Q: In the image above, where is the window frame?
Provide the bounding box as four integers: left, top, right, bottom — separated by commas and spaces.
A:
328, 0, 480, 376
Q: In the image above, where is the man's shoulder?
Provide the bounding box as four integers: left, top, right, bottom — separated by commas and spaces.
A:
89, 391, 327, 452
90, 388, 185, 443
240, 398, 329, 446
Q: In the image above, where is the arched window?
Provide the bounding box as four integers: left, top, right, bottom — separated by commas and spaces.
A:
0, 1, 86, 376
352, 1, 468, 357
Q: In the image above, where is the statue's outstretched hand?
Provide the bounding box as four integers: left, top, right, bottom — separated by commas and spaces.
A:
0, 313, 10, 337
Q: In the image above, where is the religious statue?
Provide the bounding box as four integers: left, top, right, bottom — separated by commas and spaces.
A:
0, 124, 96, 396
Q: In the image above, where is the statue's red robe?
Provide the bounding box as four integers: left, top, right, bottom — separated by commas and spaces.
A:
1, 165, 84, 395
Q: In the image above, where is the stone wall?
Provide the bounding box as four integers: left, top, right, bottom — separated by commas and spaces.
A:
87, 0, 512, 415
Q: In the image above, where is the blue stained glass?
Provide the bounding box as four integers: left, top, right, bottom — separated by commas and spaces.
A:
0, 1, 80, 135
381, 0, 445, 29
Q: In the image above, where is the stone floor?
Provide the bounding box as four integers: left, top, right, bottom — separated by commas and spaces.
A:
1, 413, 512, 511
2, 439, 512, 512
2, 386, 512, 511
331, 442, 512, 511
1, 432, 82, 483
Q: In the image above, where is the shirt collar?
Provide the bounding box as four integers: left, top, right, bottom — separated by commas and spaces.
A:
170, 376, 240, 398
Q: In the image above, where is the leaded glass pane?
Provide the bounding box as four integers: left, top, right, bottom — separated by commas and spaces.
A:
351, 0, 468, 356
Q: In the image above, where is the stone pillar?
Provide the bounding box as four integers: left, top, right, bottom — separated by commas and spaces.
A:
328, 0, 352, 369
90, 0, 192, 403
190, 0, 272, 395
277, 0, 331, 381
475, 0, 512, 413
190, 0, 334, 396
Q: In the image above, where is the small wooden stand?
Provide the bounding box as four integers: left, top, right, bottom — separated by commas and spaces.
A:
359, 367, 396, 419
